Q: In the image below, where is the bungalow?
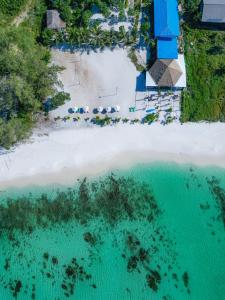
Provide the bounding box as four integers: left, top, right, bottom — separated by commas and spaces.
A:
47, 10, 66, 30
146, 0, 186, 88
202, 0, 225, 23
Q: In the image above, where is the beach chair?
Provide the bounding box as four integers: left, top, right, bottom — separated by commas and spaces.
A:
129, 106, 136, 112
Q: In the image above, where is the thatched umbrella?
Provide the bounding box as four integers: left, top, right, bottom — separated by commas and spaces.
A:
149, 59, 182, 87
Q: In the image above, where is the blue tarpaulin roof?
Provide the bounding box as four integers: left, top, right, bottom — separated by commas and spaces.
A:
157, 38, 178, 59
154, 0, 180, 37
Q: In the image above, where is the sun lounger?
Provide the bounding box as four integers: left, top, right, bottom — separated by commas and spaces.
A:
129, 106, 136, 112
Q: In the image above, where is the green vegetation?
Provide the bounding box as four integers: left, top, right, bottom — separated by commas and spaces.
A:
91, 115, 112, 126
22, 0, 48, 37
50, 92, 71, 110
143, 113, 159, 124
41, 0, 145, 48
0, 0, 27, 17
0, 2, 69, 149
0, 27, 64, 148
128, 48, 145, 72
180, 0, 225, 122
1, 0, 224, 151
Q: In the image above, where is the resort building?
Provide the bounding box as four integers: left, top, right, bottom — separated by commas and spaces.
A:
47, 10, 66, 30
202, 0, 225, 23
146, 0, 186, 88
154, 0, 179, 59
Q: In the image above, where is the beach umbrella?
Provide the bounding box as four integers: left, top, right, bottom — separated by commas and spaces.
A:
84, 106, 89, 113
106, 106, 111, 113
115, 105, 120, 112
98, 106, 103, 113
73, 106, 78, 113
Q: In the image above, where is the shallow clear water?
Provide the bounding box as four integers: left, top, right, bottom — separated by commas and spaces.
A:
0, 162, 225, 300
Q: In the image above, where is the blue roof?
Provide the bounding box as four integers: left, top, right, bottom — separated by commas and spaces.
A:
154, 0, 180, 38
157, 38, 178, 59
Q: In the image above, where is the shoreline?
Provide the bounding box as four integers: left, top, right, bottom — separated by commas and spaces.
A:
0, 122, 225, 190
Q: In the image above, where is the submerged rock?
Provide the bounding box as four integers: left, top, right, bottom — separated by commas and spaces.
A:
146, 270, 161, 292
52, 256, 58, 265
43, 252, 49, 260
182, 272, 189, 288
11, 280, 22, 298
207, 177, 225, 228
126, 233, 141, 252
62, 258, 92, 296
127, 256, 139, 272
4, 258, 10, 271
83, 232, 97, 246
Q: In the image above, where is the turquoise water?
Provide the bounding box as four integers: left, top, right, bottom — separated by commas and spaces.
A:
0, 162, 225, 300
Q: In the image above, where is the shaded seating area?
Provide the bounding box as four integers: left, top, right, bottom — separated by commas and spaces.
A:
149, 60, 182, 87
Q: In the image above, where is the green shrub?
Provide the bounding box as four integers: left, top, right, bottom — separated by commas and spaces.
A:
0, 27, 61, 148
0, 0, 27, 17
50, 92, 71, 110
181, 28, 225, 122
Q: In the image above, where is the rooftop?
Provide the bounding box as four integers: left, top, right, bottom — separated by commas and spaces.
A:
47, 10, 66, 30
203, 0, 225, 4
154, 0, 180, 38
202, 0, 225, 23
157, 38, 178, 59
146, 55, 186, 88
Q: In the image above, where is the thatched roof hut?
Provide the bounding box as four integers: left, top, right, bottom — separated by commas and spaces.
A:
47, 10, 66, 30
149, 59, 182, 87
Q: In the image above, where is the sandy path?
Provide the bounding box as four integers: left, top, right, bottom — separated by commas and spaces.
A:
12, 0, 33, 27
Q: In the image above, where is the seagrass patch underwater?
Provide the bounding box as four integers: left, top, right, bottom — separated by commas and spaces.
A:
0, 163, 225, 300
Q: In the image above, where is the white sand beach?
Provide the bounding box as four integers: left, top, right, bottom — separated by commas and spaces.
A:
50, 48, 139, 120
50, 48, 182, 125
0, 122, 224, 189
0, 48, 224, 189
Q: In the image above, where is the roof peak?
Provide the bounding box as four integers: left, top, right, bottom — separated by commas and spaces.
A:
154, 0, 180, 38
203, 0, 225, 4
